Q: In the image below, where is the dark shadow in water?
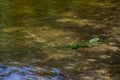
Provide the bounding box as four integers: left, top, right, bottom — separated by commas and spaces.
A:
67, 48, 120, 80
108, 51, 120, 80
50, 21, 111, 40
105, 39, 120, 80
0, 44, 48, 65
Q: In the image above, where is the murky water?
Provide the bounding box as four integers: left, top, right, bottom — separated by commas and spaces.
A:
0, 0, 120, 80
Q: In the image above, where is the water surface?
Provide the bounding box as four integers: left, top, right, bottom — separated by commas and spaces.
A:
0, 0, 120, 80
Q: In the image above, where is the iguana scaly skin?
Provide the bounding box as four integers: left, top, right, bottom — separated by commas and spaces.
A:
65, 38, 99, 49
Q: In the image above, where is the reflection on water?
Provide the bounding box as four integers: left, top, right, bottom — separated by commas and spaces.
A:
0, 64, 66, 80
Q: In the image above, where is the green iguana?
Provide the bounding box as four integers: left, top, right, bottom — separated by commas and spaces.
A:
65, 38, 99, 49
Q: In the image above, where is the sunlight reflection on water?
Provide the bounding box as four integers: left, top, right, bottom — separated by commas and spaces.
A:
0, 64, 66, 80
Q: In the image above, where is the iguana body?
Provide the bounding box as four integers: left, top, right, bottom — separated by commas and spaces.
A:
65, 38, 99, 49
